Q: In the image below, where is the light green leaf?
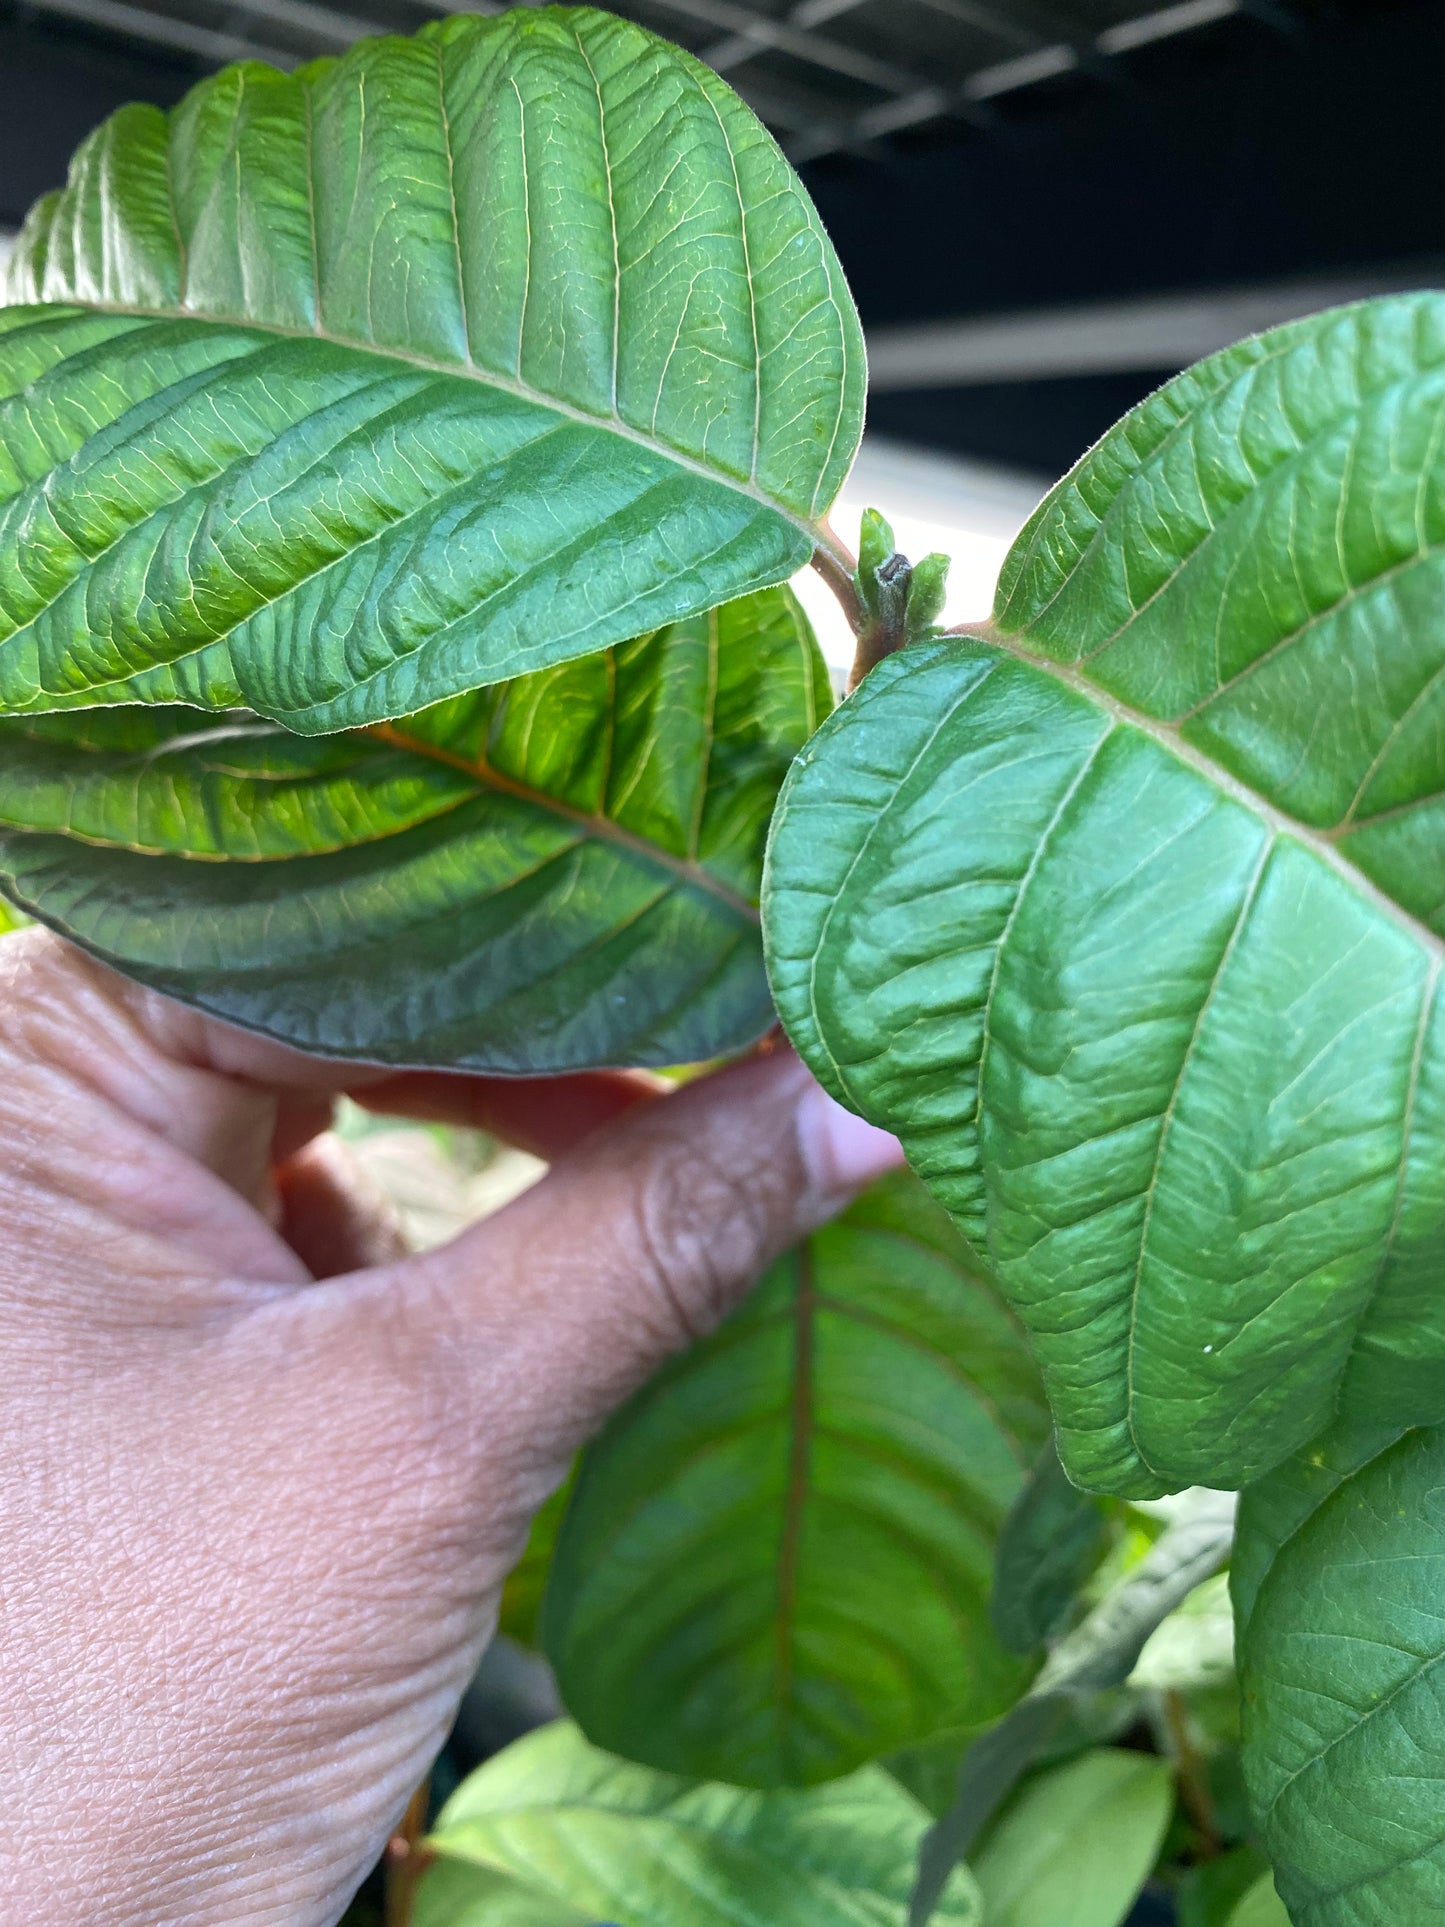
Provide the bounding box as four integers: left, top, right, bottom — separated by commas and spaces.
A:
990, 1438, 1112, 1653
427, 1720, 983, 1927
0, 897, 27, 934
415, 1856, 588, 1927
1127, 1572, 1234, 1694
1178, 1845, 1272, 1927
1236, 1423, 1445, 1925
1227, 1875, 1291, 1927
0, 8, 862, 733
969, 1748, 1174, 1927
765, 294, 1445, 1497
543, 1171, 1048, 1786
0, 586, 824, 1069
910, 1489, 1233, 1926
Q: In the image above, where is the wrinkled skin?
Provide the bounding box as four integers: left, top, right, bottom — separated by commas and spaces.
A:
0, 931, 898, 1925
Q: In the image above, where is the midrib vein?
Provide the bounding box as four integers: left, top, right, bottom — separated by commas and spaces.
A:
366, 721, 758, 922
44, 296, 849, 567
974, 621, 1445, 966
774, 1242, 815, 1773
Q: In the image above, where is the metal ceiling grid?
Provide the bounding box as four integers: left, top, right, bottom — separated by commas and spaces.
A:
0, 0, 1285, 165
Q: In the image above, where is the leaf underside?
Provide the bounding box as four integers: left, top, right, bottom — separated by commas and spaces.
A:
0, 7, 863, 733
426, 1720, 983, 1927
1236, 1421, 1445, 1926
0, 586, 827, 1070
542, 1173, 1048, 1787
765, 294, 1445, 1498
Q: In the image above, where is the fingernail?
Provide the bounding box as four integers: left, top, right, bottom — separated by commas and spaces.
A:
795, 1076, 905, 1201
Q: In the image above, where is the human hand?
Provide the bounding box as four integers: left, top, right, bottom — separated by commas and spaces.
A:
0, 931, 899, 1926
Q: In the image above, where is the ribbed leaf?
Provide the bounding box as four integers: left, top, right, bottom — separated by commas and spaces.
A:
1236, 1423, 1445, 1925
0, 586, 826, 1069
426, 1720, 983, 1927
766, 294, 1445, 1497
0, 7, 862, 733
542, 1172, 1049, 1787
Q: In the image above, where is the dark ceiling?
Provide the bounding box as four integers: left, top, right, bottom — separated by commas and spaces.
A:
0, 0, 1440, 474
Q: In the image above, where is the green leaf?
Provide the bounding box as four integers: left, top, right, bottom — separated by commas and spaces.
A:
1128, 1572, 1234, 1694
415, 1857, 587, 1927
0, 896, 27, 934
427, 1720, 983, 1927
910, 1490, 1233, 1926
765, 294, 1445, 1497
0, 585, 824, 1069
1227, 1874, 1292, 1927
1178, 1847, 1273, 1927
542, 1171, 1048, 1786
1236, 1422, 1445, 1925
969, 1748, 1174, 1927
500, 1471, 575, 1651
0, 8, 862, 734
990, 1438, 1112, 1653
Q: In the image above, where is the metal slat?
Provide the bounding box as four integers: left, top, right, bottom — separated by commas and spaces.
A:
786, 0, 1246, 161
865, 270, 1444, 389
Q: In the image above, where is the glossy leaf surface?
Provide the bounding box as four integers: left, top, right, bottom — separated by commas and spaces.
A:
766, 294, 1445, 1496
0, 587, 825, 1069
969, 1748, 1174, 1927
543, 1172, 1049, 1787
0, 8, 862, 732
426, 1720, 983, 1927
1236, 1422, 1445, 1925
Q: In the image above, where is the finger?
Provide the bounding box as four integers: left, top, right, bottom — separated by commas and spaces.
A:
350, 1068, 663, 1161
400, 1049, 903, 1465
275, 1135, 411, 1278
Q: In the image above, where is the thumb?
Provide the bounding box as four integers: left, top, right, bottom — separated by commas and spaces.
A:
403, 1049, 901, 1461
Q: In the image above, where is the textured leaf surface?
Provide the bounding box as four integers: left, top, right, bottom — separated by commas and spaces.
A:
0, 587, 825, 1069
1236, 1423, 1445, 1926
0, 7, 862, 732
969, 1748, 1174, 1927
543, 1172, 1048, 1787
427, 1720, 983, 1927
766, 294, 1445, 1496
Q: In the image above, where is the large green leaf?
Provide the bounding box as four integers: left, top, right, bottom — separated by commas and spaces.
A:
766, 294, 1445, 1497
415, 1857, 587, 1927
0, 585, 825, 1069
968, 1748, 1174, 1927
989, 1438, 1112, 1653
0, 7, 861, 734
426, 1720, 983, 1927
1235, 1422, 1445, 1925
542, 1171, 1049, 1787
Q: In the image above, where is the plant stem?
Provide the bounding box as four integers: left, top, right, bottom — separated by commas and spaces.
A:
383, 1778, 432, 1927
1161, 1689, 1221, 1859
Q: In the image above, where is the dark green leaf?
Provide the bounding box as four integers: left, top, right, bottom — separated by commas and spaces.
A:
0, 586, 824, 1069
427, 1720, 984, 1927
969, 1748, 1174, 1927
1237, 1423, 1445, 1924
766, 295, 1445, 1496
990, 1438, 1112, 1653
0, 9, 862, 733
543, 1172, 1048, 1787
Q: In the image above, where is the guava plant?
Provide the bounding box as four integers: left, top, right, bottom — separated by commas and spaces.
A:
1, 7, 1443, 1925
